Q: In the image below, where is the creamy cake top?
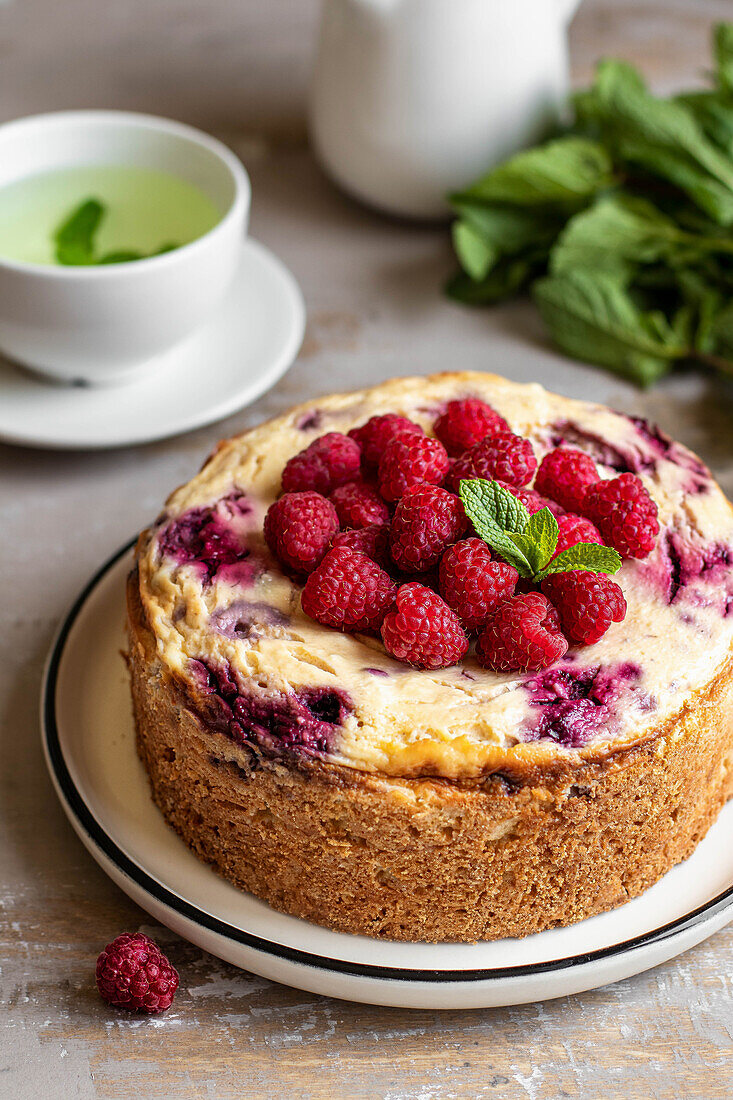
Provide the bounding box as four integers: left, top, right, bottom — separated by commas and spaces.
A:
135, 372, 733, 780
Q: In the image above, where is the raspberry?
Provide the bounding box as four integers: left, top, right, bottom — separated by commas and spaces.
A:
378, 433, 450, 502
96, 933, 179, 1014
264, 491, 339, 575
349, 414, 424, 470
330, 480, 390, 528
446, 431, 537, 492
282, 432, 361, 495
389, 485, 467, 572
433, 398, 509, 456
554, 513, 603, 557
302, 547, 397, 633
541, 570, 627, 645
381, 582, 469, 669
582, 473, 659, 558
496, 482, 565, 517
476, 592, 568, 672
535, 447, 599, 513
331, 523, 391, 567
439, 538, 519, 630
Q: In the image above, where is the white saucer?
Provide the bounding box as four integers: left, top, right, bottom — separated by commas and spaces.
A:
41, 545, 733, 1009
0, 239, 304, 450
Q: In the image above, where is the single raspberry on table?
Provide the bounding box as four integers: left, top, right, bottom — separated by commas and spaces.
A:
331, 523, 391, 567
96, 933, 179, 1014
389, 485, 467, 572
439, 538, 519, 631
282, 432, 361, 495
476, 592, 568, 672
535, 447, 599, 514
433, 398, 509, 456
541, 570, 627, 645
445, 431, 537, 492
381, 582, 469, 669
554, 513, 603, 557
302, 547, 398, 633
582, 472, 659, 558
349, 414, 424, 470
496, 482, 565, 517
378, 433, 450, 502
264, 491, 339, 575
330, 480, 390, 528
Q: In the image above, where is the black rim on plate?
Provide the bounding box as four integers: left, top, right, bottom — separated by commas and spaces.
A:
42, 540, 733, 984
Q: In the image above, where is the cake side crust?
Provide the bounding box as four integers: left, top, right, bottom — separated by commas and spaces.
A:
127, 571, 733, 942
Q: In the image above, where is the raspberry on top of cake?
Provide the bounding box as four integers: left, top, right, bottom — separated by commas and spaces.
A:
136, 372, 733, 780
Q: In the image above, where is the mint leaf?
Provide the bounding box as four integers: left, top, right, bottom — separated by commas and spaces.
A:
588, 59, 733, 226
54, 199, 104, 265
453, 137, 615, 208
533, 271, 685, 386
98, 249, 145, 264
453, 202, 564, 255
446, 251, 546, 306
458, 479, 533, 576
509, 507, 559, 574
537, 543, 622, 580
452, 220, 498, 281
676, 91, 733, 157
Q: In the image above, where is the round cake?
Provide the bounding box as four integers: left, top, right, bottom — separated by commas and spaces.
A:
128, 372, 733, 942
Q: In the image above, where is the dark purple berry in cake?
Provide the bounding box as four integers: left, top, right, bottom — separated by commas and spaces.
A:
96, 933, 178, 1014
535, 447, 599, 514
158, 504, 247, 583
282, 432, 361, 495
264, 491, 339, 576
302, 546, 398, 633
433, 397, 509, 456
389, 484, 467, 572
191, 658, 351, 755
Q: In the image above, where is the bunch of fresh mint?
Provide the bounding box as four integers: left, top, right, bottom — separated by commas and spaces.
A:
447, 22, 733, 387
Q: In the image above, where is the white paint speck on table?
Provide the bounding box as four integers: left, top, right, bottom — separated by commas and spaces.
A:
1, 1, 732, 1097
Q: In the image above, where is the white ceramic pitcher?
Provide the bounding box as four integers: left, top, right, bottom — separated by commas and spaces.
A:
309, 0, 582, 219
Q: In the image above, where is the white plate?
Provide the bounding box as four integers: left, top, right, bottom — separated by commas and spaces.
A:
0, 239, 304, 450
41, 545, 733, 1009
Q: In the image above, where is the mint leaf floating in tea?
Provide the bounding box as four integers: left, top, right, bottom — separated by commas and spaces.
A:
446, 20, 733, 386
459, 478, 621, 582
54, 198, 104, 265
98, 249, 145, 264
53, 199, 181, 266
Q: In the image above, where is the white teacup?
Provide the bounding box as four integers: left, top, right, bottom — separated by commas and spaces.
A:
0, 111, 250, 385
310, 0, 582, 219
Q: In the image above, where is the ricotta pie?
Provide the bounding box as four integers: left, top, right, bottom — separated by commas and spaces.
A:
128, 373, 733, 941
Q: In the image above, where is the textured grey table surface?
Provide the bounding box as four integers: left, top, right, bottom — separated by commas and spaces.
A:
2, 2, 733, 1097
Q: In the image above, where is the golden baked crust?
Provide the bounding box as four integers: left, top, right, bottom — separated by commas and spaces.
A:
128, 569, 733, 942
